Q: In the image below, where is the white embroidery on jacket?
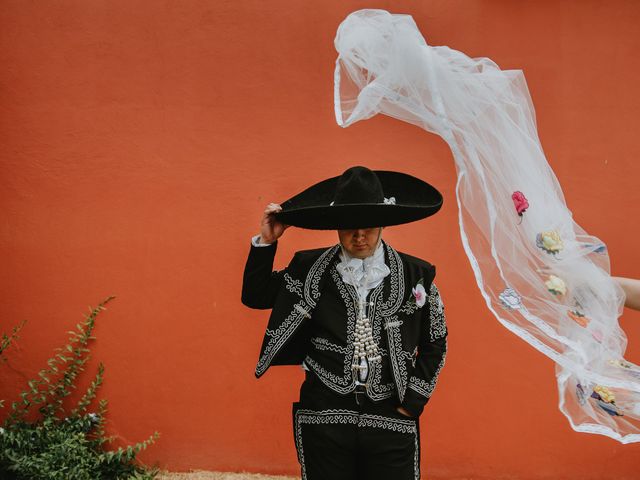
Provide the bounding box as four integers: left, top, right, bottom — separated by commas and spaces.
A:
399, 299, 421, 315
429, 283, 446, 341
310, 336, 349, 355
294, 304, 311, 319
384, 320, 403, 329
305, 245, 338, 305
408, 347, 447, 398
284, 273, 303, 297
303, 356, 354, 391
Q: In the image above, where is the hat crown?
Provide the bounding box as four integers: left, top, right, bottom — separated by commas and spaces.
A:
333, 166, 384, 205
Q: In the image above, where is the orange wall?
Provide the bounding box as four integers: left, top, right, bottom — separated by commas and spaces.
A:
1, 1, 639, 478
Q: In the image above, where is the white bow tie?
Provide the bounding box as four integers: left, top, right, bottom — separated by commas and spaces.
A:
336, 242, 390, 297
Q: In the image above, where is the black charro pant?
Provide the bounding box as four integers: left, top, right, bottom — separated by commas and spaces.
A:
292, 372, 420, 480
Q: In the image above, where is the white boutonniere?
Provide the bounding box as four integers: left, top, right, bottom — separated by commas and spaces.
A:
399, 278, 427, 315
412, 280, 427, 308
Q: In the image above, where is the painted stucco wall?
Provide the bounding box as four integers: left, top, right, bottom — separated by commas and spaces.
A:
1, 1, 639, 478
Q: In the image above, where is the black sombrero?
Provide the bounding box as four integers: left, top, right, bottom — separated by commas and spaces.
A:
274, 166, 443, 230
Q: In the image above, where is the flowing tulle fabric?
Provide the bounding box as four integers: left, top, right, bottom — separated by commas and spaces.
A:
334, 9, 640, 443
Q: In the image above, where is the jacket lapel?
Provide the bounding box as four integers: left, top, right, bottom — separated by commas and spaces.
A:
379, 242, 410, 402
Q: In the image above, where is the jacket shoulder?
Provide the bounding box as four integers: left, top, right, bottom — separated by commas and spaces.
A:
396, 249, 435, 270
395, 249, 437, 285
294, 245, 335, 258
289, 245, 337, 269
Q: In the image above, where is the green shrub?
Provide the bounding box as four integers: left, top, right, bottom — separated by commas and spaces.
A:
0, 296, 161, 479
0, 320, 26, 409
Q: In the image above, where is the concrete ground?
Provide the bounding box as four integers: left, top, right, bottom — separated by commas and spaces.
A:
157, 472, 297, 480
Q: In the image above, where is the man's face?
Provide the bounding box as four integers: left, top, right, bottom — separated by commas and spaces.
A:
337, 227, 383, 259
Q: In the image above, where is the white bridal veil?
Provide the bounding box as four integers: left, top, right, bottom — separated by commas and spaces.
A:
334, 9, 640, 443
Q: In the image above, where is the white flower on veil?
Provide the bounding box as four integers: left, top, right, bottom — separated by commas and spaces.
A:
499, 287, 522, 310
536, 230, 564, 254
545, 275, 567, 296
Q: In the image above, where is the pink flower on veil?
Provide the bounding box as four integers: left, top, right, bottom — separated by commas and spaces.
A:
512, 191, 529, 216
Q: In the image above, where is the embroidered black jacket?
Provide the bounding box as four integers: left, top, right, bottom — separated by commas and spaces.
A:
241, 240, 447, 417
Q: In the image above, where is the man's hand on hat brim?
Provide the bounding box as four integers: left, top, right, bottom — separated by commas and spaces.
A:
259, 203, 290, 244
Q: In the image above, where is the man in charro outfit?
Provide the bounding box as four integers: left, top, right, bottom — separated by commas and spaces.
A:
242, 166, 447, 480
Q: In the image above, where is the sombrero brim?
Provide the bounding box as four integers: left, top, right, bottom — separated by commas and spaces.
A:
274, 170, 443, 230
